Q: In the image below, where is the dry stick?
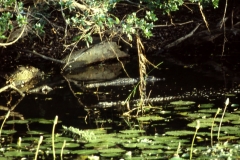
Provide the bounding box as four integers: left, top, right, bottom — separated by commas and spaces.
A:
217, 98, 229, 140
153, 20, 193, 28
62, 75, 84, 106
198, 2, 210, 32
231, 9, 234, 29
60, 0, 68, 44
61, 42, 81, 71
164, 23, 201, 49
24, 50, 64, 64
107, 40, 130, 78
183, 4, 193, 13
0, 84, 25, 111
220, 0, 228, 56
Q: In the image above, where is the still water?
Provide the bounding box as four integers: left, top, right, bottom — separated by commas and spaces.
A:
0, 54, 240, 159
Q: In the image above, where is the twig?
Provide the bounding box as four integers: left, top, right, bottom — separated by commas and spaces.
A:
153, 20, 193, 28
164, 23, 201, 49
62, 75, 84, 106
198, 2, 210, 32
0, 84, 25, 111
24, 50, 64, 64
221, 0, 228, 56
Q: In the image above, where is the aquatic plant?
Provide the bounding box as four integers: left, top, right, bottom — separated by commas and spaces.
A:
190, 120, 200, 160
52, 115, 58, 160
218, 98, 229, 140
62, 125, 96, 142
211, 108, 221, 147
0, 110, 10, 140
34, 136, 43, 160
60, 140, 66, 160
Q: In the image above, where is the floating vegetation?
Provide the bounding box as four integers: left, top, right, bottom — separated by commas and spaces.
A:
4, 151, 33, 157
117, 133, 140, 138
231, 103, 239, 109
218, 136, 239, 141
100, 152, 122, 157
142, 149, 163, 154
62, 125, 96, 142
54, 142, 79, 148
187, 117, 229, 128
84, 142, 116, 149
0, 90, 240, 160
39, 119, 61, 124
137, 116, 164, 121
230, 120, 240, 125
165, 130, 195, 136
198, 108, 219, 113
122, 143, 137, 148
174, 106, 191, 110
183, 112, 212, 119
221, 113, 240, 121
170, 100, 195, 106
120, 129, 145, 134
26, 130, 47, 135
5, 120, 29, 124
198, 103, 215, 109
71, 149, 98, 155
45, 136, 73, 143
159, 110, 172, 115
1, 130, 17, 135
224, 93, 236, 96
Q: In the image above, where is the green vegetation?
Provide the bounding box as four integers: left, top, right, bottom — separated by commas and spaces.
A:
0, 97, 239, 159
0, 0, 220, 46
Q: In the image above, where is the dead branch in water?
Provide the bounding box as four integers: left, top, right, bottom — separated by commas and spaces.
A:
0, 84, 25, 111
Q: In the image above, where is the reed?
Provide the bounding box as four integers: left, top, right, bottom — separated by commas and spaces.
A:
217, 98, 229, 140
52, 115, 58, 160
60, 140, 66, 160
190, 120, 200, 160
0, 110, 10, 139
34, 136, 43, 160
211, 108, 221, 147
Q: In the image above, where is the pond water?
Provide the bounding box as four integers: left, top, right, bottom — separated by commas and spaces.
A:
0, 52, 240, 159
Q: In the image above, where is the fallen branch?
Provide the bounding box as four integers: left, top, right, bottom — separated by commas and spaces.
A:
0, 84, 25, 111
164, 23, 201, 49
24, 50, 64, 64
153, 20, 193, 28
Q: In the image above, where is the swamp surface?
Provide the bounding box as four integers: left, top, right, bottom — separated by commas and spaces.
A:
0, 46, 240, 160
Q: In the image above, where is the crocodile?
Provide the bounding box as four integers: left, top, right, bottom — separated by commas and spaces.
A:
91, 87, 240, 108
84, 76, 165, 88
